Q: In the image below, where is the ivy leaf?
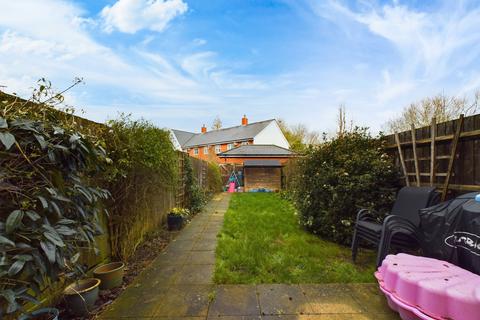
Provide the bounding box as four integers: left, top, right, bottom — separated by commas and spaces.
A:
52, 126, 64, 135
37, 196, 48, 209
32, 251, 47, 275
0, 235, 15, 247
40, 241, 56, 264
50, 201, 62, 218
13, 254, 33, 262
18, 293, 40, 305
52, 194, 71, 202
34, 134, 48, 149
55, 225, 76, 236
6, 210, 24, 234
69, 133, 81, 144
0, 117, 7, 129
70, 252, 80, 264
57, 218, 76, 225
43, 231, 65, 247
8, 260, 25, 276
25, 210, 40, 221
0, 131, 16, 150
0, 289, 17, 313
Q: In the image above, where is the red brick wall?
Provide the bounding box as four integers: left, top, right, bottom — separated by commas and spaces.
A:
219, 157, 291, 165
186, 140, 253, 163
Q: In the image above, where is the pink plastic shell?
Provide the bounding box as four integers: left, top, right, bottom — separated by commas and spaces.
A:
375, 253, 480, 320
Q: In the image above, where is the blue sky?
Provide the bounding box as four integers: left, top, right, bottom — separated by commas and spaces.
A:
1, 0, 480, 134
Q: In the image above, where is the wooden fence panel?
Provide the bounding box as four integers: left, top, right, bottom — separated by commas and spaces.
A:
384, 113, 480, 199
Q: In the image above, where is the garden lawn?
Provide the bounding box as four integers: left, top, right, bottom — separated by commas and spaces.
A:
214, 193, 376, 284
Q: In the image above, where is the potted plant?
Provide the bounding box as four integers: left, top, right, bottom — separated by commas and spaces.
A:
167, 207, 190, 230
18, 308, 60, 320
93, 261, 125, 289
63, 278, 101, 317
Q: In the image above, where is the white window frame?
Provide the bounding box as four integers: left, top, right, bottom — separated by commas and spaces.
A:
193, 148, 199, 155
215, 145, 221, 154
203, 146, 209, 155
227, 143, 234, 150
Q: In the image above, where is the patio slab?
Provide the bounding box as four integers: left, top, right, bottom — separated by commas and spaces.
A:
209, 285, 261, 317
301, 284, 363, 314
175, 264, 215, 285
257, 284, 311, 316
187, 250, 216, 264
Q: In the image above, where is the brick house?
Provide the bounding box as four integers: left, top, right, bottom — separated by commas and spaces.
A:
170, 116, 295, 191
170, 116, 291, 163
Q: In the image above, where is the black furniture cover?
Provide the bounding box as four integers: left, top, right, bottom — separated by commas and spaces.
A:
420, 192, 480, 275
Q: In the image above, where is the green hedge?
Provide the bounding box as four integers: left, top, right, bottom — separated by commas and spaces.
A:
291, 128, 400, 245
103, 115, 179, 259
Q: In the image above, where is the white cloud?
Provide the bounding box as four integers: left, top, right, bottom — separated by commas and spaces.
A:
0, 0, 213, 106
101, 0, 188, 34
306, 1, 480, 105
193, 38, 207, 46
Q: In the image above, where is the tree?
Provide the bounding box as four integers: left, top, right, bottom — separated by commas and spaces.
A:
211, 115, 222, 130
336, 104, 353, 137
385, 90, 480, 133
277, 119, 320, 152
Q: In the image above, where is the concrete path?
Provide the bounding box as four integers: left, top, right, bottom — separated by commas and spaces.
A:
99, 193, 399, 320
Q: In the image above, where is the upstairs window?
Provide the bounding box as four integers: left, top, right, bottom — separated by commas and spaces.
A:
203, 146, 209, 155
194, 148, 199, 155
215, 145, 221, 154
227, 143, 234, 150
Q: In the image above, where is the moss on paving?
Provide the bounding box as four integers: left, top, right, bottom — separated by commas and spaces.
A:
214, 193, 376, 284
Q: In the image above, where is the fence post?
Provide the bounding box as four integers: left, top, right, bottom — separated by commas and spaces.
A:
430, 117, 436, 186
395, 132, 410, 186
411, 124, 420, 186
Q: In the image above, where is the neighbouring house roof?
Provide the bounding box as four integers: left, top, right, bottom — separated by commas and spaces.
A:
218, 144, 295, 157
172, 119, 275, 148
243, 160, 282, 167
171, 129, 196, 147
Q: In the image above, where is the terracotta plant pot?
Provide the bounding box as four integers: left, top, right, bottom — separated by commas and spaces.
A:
18, 308, 59, 320
93, 262, 125, 289
63, 278, 101, 317
167, 214, 184, 230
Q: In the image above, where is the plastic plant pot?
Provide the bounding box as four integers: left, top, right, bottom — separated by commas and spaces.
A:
167, 214, 184, 230
18, 308, 59, 320
93, 262, 125, 289
63, 278, 101, 317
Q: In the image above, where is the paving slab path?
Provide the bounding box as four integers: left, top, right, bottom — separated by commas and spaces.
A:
99, 193, 399, 320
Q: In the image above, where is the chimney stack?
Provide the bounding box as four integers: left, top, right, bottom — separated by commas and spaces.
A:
201, 124, 207, 133
242, 115, 248, 126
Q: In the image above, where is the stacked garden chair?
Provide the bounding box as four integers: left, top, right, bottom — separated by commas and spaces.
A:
351, 186, 440, 267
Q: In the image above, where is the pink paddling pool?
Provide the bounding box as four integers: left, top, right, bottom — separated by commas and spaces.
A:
375, 253, 480, 320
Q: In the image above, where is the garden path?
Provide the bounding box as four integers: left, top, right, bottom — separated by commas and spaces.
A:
99, 193, 399, 319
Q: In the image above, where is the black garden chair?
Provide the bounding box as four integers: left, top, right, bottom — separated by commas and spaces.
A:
351, 186, 440, 267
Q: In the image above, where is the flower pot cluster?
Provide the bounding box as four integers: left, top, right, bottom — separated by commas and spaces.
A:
20, 262, 125, 319
167, 207, 191, 230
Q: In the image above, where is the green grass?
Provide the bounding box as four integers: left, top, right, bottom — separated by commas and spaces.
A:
214, 193, 376, 284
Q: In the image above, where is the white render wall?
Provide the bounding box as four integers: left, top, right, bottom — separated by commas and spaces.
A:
253, 121, 290, 149
168, 129, 184, 151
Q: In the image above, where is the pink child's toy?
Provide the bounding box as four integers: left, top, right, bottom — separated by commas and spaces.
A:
376, 253, 480, 320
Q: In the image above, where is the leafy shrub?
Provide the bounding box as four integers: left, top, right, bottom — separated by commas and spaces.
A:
104, 114, 178, 184
291, 128, 400, 245
183, 156, 206, 214
103, 115, 179, 259
206, 162, 223, 194
0, 114, 109, 315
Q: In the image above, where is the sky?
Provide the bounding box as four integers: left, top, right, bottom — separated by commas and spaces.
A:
1, 0, 480, 134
